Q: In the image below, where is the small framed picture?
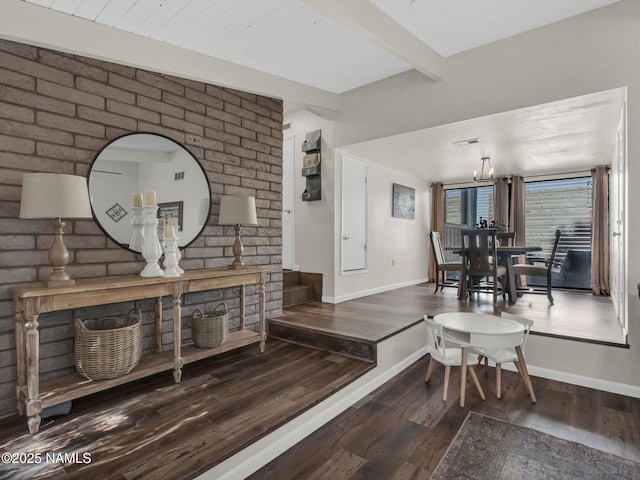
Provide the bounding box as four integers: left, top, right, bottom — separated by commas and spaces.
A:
392, 183, 415, 219
158, 201, 183, 230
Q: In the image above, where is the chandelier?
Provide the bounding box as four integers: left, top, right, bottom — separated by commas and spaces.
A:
474, 156, 494, 183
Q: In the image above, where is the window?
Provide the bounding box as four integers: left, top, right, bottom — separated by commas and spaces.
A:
443, 185, 494, 266
524, 177, 592, 289
445, 186, 494, 228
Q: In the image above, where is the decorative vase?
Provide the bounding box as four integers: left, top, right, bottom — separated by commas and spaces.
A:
140, 205, 164, 277
129, 206, 145, 251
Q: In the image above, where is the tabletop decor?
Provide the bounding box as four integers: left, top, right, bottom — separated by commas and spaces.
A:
19, 173, 92, 287
218, 195, 258, 269
129, 193, 145, 251
140, 190, 164, 277
167, 217, 184, 274
162, 225, 181, 277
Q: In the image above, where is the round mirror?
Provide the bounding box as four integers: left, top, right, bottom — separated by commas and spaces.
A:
88, 132, 211, 252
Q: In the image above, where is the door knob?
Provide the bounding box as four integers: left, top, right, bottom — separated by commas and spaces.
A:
612, 232, 621, 237
283, 209, 292, 214
342, 236, 351, 240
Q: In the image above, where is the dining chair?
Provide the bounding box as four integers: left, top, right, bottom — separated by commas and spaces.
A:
473, 312, 534, 400
430, 231, 463, 293
461, 229, 507, 304
511, 229, 562, 304
424, 317, 485, 402
496, 232, 516, 247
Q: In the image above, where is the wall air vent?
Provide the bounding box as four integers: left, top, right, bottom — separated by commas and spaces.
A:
453, 138, 481, 147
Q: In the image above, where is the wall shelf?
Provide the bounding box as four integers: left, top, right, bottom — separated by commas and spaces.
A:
302, 130, 321, 201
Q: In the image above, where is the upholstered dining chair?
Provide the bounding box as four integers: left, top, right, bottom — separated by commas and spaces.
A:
424, 317, 485, 402
511, 229, 561, 305
473, 312, 534, 400
461, 229, 507, 304
430, 231, 462, 293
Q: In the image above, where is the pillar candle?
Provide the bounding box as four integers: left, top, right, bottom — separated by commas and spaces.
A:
133, 193, 143, 207
145, 191, 157, 205
168, 217, 178, 226
164, 225, 175, 238
158, 218, 165, 226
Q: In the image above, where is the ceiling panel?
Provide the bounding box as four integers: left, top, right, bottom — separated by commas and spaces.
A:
25, 0, 621, 93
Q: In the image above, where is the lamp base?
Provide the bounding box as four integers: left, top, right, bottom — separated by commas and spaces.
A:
45, 219, 76, 288
44, 278, 76, 288
227, 264, 251, 270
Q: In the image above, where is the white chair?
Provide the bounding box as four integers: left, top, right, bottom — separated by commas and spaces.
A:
424, 316, 485, 402
473, 312, 535, 400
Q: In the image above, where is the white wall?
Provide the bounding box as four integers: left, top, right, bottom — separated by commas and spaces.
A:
336, 0, 640, 389
332, 152, 429, 302
284, 110, 336, 297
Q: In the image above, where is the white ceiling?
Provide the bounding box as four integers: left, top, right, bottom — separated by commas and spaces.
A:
22, 0, 625, 182
24, 0, 620, 94
342, 87, 626, 184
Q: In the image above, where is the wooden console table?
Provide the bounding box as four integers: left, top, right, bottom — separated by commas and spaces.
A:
11, 267, 267, 433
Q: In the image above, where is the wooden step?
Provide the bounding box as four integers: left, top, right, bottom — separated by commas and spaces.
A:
283, 270, 301, 288
268, 318, 376, 363
283, 284, 315, 307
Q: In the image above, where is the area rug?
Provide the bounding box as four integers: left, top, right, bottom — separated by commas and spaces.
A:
431, 412, 640, 479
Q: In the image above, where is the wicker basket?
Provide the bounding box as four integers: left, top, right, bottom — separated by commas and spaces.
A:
74, 308, 142, 380
191, 303, 229, 349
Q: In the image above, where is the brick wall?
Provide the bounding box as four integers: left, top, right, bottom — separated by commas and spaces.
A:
0, 39, 284, 418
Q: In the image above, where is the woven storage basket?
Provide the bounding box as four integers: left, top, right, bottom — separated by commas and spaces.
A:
74, 308, 142, 380
191, 303, 229, 348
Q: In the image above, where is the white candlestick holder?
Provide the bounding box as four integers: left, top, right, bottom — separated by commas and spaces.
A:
162, 235, 181, 277
174, 231, 184, 275
140, 206, 164, 277
129, 206, 145, 251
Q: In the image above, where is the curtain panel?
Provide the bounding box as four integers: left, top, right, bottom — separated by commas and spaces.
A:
493, 177, 509, 229
429, 183, 445, 282
509, 176, 526, 246
591, 166, 610, 295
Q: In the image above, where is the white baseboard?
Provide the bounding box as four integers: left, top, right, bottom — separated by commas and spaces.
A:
323, 278, 428, 304
498, 362, 640, 399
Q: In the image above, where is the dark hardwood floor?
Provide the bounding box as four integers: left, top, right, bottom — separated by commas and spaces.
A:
275, 283, 624, 346
0, 283, 627, 479
0, 341, 372, 480
251, 357, 640, 479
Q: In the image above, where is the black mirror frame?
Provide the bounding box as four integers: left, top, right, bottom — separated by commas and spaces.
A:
87, 132, 212, 254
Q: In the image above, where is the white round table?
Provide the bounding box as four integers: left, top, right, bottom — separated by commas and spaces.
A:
433, 312, 536, 407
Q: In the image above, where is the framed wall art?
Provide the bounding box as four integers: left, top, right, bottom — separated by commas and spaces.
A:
392, 183, 415, 219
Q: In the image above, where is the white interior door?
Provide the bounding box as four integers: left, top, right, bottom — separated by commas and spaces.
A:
282, 136, 295, 270
341, 156, 367, 272
610, 104, 627, 334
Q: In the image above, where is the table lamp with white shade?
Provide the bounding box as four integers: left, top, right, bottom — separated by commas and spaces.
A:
19, 173, 93, 287
218, 195, 258, 269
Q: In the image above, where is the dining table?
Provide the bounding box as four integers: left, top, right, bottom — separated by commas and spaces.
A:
456, 245, 542, 303
433, 312, 537, 407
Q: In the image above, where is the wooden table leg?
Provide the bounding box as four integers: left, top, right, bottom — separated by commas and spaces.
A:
259, 274, 266, 353
459, 347, 467, 407
154, 297, 162, 353
507, 257, 517, 303
467, 365, 486, 401
172, 293, 183, 383
24, 299, 42, 433
515, 346, 536, 403
14, 310, 26, 416
239, 285, 246, 330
